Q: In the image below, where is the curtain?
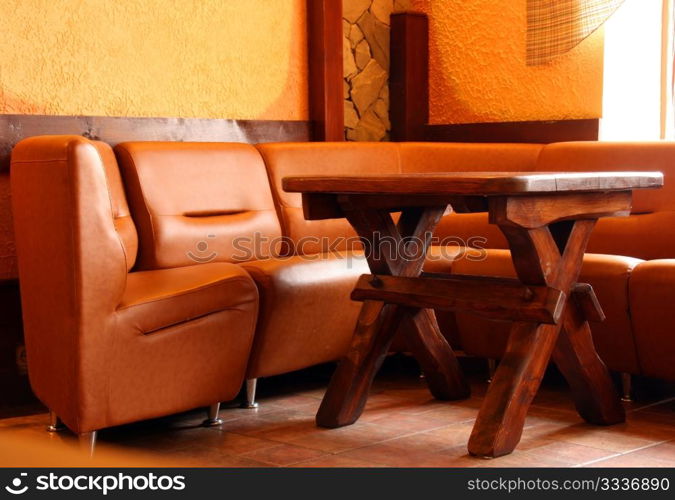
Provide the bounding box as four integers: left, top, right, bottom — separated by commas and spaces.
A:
527, 0, 625, 65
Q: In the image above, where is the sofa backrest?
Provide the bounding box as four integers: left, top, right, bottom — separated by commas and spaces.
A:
537, 142, 675, 259
399, 143, 544, 249
115, 142, 282, 269
256, 142, 401, 254
258, 142, 543, 254
104, 139, 674, 265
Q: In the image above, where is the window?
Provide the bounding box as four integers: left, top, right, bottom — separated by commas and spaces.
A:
601, 0, 673, 140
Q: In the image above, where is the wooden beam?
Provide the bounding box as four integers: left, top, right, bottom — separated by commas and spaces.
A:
351, 273, 566, 324
390, 12, 429, 141
0, 114, 311, 173
572, 283, 605, 322
425, 119, 599, 143
307, 0, 344, 141
489, 191, 633, 228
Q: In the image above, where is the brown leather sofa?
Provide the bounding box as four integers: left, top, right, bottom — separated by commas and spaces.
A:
11, 136, 675, 436
10, 136, 259, 452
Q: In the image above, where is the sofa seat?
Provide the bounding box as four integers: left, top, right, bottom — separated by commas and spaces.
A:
118, 262, 258, 335
105, 261, 259, 426
448, 249, 643, 373
240, 246, 463, 379
241, 251, 367, 379
629, 260, 675, 380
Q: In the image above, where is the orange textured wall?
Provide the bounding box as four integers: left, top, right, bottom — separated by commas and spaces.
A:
411, 0, 604, 124
0, 0, 308, 120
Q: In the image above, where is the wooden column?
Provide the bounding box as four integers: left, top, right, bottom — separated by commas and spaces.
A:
307, 0, 344, 141
390, 12, 429, 141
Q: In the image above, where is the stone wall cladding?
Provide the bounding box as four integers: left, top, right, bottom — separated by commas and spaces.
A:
343, 0, 410, 141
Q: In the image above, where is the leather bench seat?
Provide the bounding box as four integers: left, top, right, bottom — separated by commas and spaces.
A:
629, 260, 675, 381
119, 262, 257, 335
241, 245, 464, 379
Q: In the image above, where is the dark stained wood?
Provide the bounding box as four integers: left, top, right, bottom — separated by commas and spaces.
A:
424, 119, 600, 143
302, 193, 470, 220
284, 171, 664, 196
468, 321, 560, 456
315, 299, 404, 428
468, 218, 625, 458
390, 13, 429, 141
0, 114, 312, 172
292, 171, 656, 455
553, 303, 624, 425
489, 191, 632, 228
351, 274, 566, 324
307, 0, 344, 141
572, 283, 605, 323
315, 204, 469, 428
401, 308, 468, 401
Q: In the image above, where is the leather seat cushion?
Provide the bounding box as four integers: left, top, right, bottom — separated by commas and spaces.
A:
118, 262, 258, 335
628, 260, 675, 380
242, 246, 462, 378
450, 249, 643, 372
241, 251, 368, 378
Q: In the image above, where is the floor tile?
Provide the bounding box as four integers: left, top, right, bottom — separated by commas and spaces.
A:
240, 443, 326, 466
1, 363, 673, 468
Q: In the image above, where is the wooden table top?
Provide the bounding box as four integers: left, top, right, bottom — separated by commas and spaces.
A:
283, 171, 663, 196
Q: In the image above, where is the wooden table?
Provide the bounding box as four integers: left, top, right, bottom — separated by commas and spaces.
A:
283, 171, 663, 458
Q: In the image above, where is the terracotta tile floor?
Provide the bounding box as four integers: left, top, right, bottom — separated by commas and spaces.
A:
1, 357, 674, 467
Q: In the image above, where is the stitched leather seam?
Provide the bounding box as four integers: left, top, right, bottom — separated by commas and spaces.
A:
89, 142, 132, 275
138, 304, 255, 336
115, 147, 157, 269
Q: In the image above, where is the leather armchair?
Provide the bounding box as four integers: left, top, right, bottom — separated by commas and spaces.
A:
11, 136, 259, 453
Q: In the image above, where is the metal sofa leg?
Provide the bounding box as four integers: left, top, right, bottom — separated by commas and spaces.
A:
240, 378, 259, 409
47, 411, 65, 433
202, 403, 224, 427
621, 372, 633, 402
78, 431, 97, 457
487, 358, 497, 383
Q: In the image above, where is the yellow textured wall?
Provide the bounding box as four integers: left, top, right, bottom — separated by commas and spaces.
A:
412, 0, 604, 124
0, 0, 308, 120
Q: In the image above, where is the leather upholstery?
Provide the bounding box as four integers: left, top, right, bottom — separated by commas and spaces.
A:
256, 142, 401, 254
242, 251, 369, 378
538, 142, 675, 259
12, 135, 675, 403
11, 136, 258, 433
119, 262, 256, 335
115, 142, 282, 269
242, 246, 462, 379
628, 260, 675, 380
398, 142, 543, 173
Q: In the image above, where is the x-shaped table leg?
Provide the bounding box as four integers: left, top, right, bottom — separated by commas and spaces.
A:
467, 218, 625, 458
316, 201, 470, 428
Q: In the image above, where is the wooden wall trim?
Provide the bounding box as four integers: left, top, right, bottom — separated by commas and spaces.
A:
425, 119, 600, 143
390, 12, 429, 141
307, 0, 344, 141
0, 114, 312, 172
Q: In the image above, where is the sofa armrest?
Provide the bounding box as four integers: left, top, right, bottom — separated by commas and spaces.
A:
11, 135, 129, 426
